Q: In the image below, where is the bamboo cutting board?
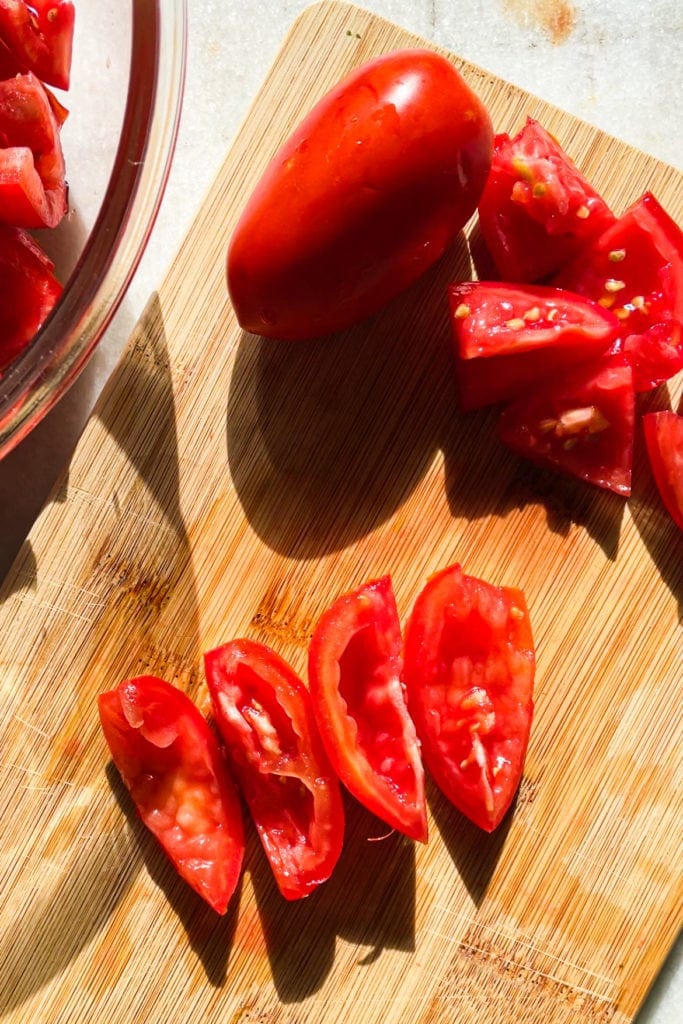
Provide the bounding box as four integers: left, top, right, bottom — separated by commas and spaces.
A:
0, 3, 681, 1022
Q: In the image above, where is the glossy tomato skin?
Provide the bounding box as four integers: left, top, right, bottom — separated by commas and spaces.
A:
0, 224, 61, 370
499, 357, 635, 495
642, 411, 683, 530
477, 118, 615, 282
403, 564, 535, 833
204, 639, 345, 900
0, 0, 75, 90
308, 576, 427, 842
227, 49, 493, 340
98, 676, 245, 915
0, 72, 67, 229
449, 280, 620, 409
553, 192, 683, 391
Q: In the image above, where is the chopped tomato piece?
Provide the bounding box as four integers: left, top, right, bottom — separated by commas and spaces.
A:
499, 358, 635, 495
450, 280, 619, 409
0, 0, 75, 90
0, 71, 67, 228
477, 118, 615, 282
308, 576, 427, 842
204, 639, 345, 900
642, 411, 683, 530
0, 223, 61, 370
553, 192, 683, 391
98, 676, 245, 915
403, 564, 535, 833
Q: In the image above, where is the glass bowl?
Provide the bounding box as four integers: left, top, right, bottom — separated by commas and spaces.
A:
0, 0, 187, 458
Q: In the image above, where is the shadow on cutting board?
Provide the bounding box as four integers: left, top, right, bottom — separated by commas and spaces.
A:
0, 294, 203, 1015
226, 234, 472, 559
226, 228, 625, 563
250, 790, 416, 1002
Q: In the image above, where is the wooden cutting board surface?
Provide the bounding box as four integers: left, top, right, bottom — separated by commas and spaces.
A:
0, 4, 681, 1022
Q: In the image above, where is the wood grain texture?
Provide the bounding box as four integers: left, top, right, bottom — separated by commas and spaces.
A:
0, 3, 681, 1022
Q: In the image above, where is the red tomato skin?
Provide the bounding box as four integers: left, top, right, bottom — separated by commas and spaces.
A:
499, 358, 635, 496
98, 676, 245, 915
204, 639, 345, 901
0, 223, 61, 370
449, 281, 620, 409
308, 575, 427, 842
477, 118, 615, 282
552, 192, 683, 389
643, 411, 683, 530
227, 49, 493, 340
403, 564, 535, 833
0, 0, 75, 90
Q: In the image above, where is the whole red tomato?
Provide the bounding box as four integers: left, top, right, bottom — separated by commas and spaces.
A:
227, 49, 493, 340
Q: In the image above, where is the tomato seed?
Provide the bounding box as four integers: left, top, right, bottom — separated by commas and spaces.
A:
576, 205, 590, 219
454, 303, 471, 319
523, 306, 541, 322
608, 248, 627, 262
604, 278, 626, 293
505, 317, 525, 330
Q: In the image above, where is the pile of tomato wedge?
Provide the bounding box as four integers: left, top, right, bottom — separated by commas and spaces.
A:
451, 117, 683, 524
99, 564, 536, 914
0, 1, 75, 372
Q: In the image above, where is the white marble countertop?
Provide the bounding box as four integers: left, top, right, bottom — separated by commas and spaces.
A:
0, 1, 680, 1018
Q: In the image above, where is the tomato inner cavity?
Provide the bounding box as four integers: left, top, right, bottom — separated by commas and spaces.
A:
337, 623, 417, 798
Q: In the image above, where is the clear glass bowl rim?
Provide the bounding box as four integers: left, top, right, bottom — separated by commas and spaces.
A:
0, 0, 188, 459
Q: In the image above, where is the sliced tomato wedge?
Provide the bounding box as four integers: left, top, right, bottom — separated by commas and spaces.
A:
477, 118, 615, 282
308, 576, 427, 842
498, 358, 635, 495
0, 223, 61, 370
98, 676, 245, 915
0, 71, 67, 228
642, 411, 683, 530
553, 192, 683, 391
403, 564, 535, 833
204, 639, 345, 900
450, 280, 619, 410
0, 0, 75, 90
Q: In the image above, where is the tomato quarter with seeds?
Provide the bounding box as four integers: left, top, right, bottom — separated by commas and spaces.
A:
403, 564, 535, 833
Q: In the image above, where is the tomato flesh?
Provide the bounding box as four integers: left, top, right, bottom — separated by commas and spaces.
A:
98, 676, 245, 915
642, 411, 683, 530
450, 281, 619, 409
477, 118, 615, 282
499, 358, 635, 495
0, 223, 61, 370
308, 576, 427, 842
204, 639, 344, 900
0, 0, 75, 90
0, 71, 67, 228
228, 49, 493, 340
553, 192, 683, 391
403, 564, 535, 832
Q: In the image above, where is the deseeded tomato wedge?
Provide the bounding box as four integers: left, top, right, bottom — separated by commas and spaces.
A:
228, 49, 492, 340
308, 576, 427, 842
0, 223, 61, 370
403, 564, 535, 833
0, 0, 75, 90
477, 118, 615, 282
98, 676, 245, 915
499, 358, 635, 495
0, 71, 67, 228
553, 192, 683, 392
642, 411, 683, 530
450, 281, 619, 410
204, 639, 345, 901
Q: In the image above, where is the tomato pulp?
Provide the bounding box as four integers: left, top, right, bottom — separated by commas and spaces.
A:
204, 639, 345, 900
228, 49, 493, 340
98, 676, 245, 915
403, 564, 535, 832
308, 576, 427, 841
